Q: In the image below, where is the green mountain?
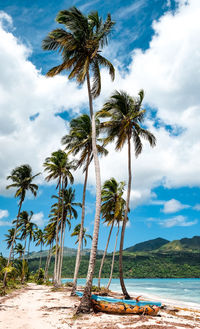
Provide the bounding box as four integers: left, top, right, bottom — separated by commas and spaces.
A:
124, 237, 169, 252
159, 236, 200, 252
28, 246, 104, 259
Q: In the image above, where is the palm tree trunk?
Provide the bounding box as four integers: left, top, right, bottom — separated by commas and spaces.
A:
58, 220, 66, 283
77, 71, 102, 313
44, 246, 51, 281
57, 181, 65, 286
107, 223, 120, 290
98, 221, 114, 288
3, 199, 23, 288
39, 245, 42, 270
21, 238, 27, 284
71, 153, 90, 296
53, 182, 61, 287
119, 135, 131, 299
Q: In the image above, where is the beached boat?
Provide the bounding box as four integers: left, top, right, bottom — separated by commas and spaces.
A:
92, 299, 160, 315
76, 291, 161, 315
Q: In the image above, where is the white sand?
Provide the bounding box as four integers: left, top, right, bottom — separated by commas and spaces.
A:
0, 283, 200, 329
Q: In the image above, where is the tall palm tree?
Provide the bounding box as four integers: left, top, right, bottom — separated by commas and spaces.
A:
17, 210, 33, 283
26, 221, 38, 261
35, 229, 44, 270
42, 7, 115, 312
43, 222, 56, 281
71, 224, 92, 247
57, 187, 81, 284
3, 164, 39, 287
98, 178, 125, 288
62, 114, 108, 296
98, 90, 156, 298
43, 150, 75, 286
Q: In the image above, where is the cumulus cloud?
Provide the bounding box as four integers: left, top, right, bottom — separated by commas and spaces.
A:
162, 199, 190, 213
159, 215, 198, 228
0, 209, 11, 226
0, 209, 9, 219
31, 212, 45, 227
194, 204, 200, 211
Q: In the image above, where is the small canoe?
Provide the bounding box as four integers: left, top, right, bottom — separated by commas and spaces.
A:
75, 291, 161, 307
92, 299, 160, 315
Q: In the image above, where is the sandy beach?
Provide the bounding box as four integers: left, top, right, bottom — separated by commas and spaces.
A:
0, 283, 200, 329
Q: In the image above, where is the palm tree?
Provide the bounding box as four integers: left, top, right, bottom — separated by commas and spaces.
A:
42, 7, 115, 312
17, 210, 33, 283
71, 224, 92, 247
14, 243, 24, 260
62, 114, 108, 296
98, 178, 125, 288
4, 228, 19, 260
43, 222, 56, 281
3, 164, 39, 287
57, 187, 81, 284
26, 221, 38, 261
35, 229, 44, 270
98, 90, 156, 298
43, 150, 75, 286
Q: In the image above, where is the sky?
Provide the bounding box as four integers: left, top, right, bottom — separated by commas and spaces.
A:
0, 0, 200, 257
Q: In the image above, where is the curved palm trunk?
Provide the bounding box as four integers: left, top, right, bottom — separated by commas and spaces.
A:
3, 199, 23, 288
71, 154, 90, 296
107, 223, 120, 290
77, 71, 102, 313
98, 221, 114, 288
119, 135, 131, 299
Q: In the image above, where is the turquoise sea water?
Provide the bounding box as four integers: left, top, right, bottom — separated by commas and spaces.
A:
62, 278, 200, 307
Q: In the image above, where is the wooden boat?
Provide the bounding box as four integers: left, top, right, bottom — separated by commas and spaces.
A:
92, 299, 160, 315
76, 291, 161, 315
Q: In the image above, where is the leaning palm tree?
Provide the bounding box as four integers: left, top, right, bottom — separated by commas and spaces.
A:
98, 178, 125, 288
62, 114, 108, 296
43, 150, 75, 286
98, 90, 156, 298
3, 164, 40, 287
42, 7, 115, 312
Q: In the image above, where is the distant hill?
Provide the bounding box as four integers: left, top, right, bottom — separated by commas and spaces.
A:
28, 246, 104, 259
124, 237, 169, 252
159, 236, 200, 252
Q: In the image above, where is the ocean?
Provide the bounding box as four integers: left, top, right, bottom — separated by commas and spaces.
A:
62, 278, 200, 307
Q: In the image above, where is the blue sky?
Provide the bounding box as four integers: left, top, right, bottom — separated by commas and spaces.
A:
0, 0, 200, 257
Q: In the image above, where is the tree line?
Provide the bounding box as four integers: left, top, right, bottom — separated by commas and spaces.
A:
0, 7, 156, 313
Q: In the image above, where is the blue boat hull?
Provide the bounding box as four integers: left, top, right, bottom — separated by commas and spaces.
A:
75, 291, 161, 307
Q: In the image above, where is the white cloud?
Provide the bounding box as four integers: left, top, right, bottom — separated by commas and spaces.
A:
0, 209, 9, 219
162, 199, 190, 213
0, 220, 12, 227
31, 212, 45, 227
159, 215, 198, 228
194, 204, 200, 211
